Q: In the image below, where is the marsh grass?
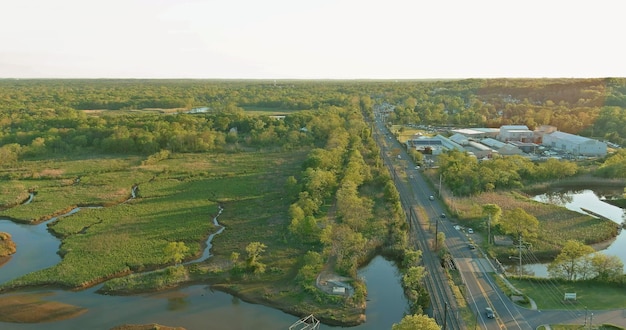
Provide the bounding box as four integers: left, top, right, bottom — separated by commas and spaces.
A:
0, 150, 308, 290
1, 156, 153, 222
429, 181, 619, 261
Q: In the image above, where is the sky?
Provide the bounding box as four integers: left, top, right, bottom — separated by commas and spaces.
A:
1, 0, 624, 79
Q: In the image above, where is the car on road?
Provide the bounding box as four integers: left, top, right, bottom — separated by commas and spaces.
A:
429, 195, 434, 201
467, 228, 474, 234
468, 243, 476, 249
485, 307, 495, 319
440, 213, 446, 218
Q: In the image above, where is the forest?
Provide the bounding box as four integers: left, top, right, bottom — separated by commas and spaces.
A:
1, 78, 626, 161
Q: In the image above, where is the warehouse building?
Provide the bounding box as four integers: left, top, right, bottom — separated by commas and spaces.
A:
542, 131, 607, 157
498, 125, 534, 142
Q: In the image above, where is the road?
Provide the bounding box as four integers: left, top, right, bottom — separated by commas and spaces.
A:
370, 112, 626, 330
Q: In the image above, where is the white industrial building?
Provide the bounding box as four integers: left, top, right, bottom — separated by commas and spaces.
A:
481, 138, 524, 156
542, 131, 607, 157
498, 125, 534, 142
405, 135, 464, 155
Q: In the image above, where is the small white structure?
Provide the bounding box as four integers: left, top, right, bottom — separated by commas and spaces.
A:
332, 286, 346, 294
564, 292, 577, 301
542, 131, 607, 157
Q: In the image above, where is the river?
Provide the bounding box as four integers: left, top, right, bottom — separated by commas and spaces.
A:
0, 210, 408, 329
509, 187, 626, 277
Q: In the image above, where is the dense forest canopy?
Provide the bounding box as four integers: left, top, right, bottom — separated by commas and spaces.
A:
1, 78, 625, 162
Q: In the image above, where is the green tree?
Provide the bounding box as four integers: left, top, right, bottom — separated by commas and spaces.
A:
402, 266, 427, 289
164, 242, 190, 265
547, 240, 595, 281
392, 313, 440, 330
435, 232, 445, 251
245, 241, 267, 275
591, 253, 624, 282
499, 208, 539, 241
402, 249, 423, 268
482, 204, 502, 244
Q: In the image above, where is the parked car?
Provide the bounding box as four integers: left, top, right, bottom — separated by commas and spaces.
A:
485, 307, 495, 319
468, 243, 476, 250
467, 228, 474, 234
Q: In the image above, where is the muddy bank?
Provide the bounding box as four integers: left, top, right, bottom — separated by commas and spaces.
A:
0, 292, 87, 323
110, 324, 186, 330
212, 283, 366, 327
0, 232, 16, 259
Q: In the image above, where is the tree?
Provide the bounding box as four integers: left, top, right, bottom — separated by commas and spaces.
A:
547, 240, 595, 281
245, 241, 267, 275
392, 314, 440, 330
499, 208, 539, 240
435, 232, 445, 251
403, 249, 423, 268
482, 203, 502, 227
482, 204, 502, 244
403, 266, 427, 289
591, 253, 624, 282
164, 242, 190, 265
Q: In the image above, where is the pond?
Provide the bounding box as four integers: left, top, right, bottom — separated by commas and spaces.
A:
1, 211, 409, 329
507, 187, 626, 277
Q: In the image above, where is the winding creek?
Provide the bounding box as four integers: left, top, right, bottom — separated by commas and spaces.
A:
0, 199, 408, 329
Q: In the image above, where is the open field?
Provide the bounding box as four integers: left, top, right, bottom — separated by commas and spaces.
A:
507, 277, 626, 310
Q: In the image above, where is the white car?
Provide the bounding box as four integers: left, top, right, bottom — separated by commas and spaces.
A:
468, 228, 474, 234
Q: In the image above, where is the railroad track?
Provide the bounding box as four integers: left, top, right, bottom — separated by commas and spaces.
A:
374, 122, 465, 330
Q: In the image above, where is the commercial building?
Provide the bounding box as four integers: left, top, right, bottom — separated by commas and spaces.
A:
498, 125, 534, 142
542, 131, 607, 157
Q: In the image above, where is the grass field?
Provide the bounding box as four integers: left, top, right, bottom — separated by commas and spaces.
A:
507, 277, 626, 310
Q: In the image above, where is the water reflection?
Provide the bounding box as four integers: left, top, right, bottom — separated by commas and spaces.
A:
1, 215, 408, 330
527, 188, 626, 276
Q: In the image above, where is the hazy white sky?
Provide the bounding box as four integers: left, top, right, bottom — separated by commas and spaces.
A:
1, 0, 624, 79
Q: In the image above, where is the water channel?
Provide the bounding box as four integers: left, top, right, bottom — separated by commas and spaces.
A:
509, 186, 626, 277
0, 207, 408, 329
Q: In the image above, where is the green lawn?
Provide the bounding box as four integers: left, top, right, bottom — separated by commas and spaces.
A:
507, 278, 626, 310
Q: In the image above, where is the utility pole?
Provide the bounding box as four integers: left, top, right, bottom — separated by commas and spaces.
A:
518, 233, 523, 277
443, 302, 448, 330
435, 219, 439, 251
487, 214, 491, 244
439, 173, 442, 197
